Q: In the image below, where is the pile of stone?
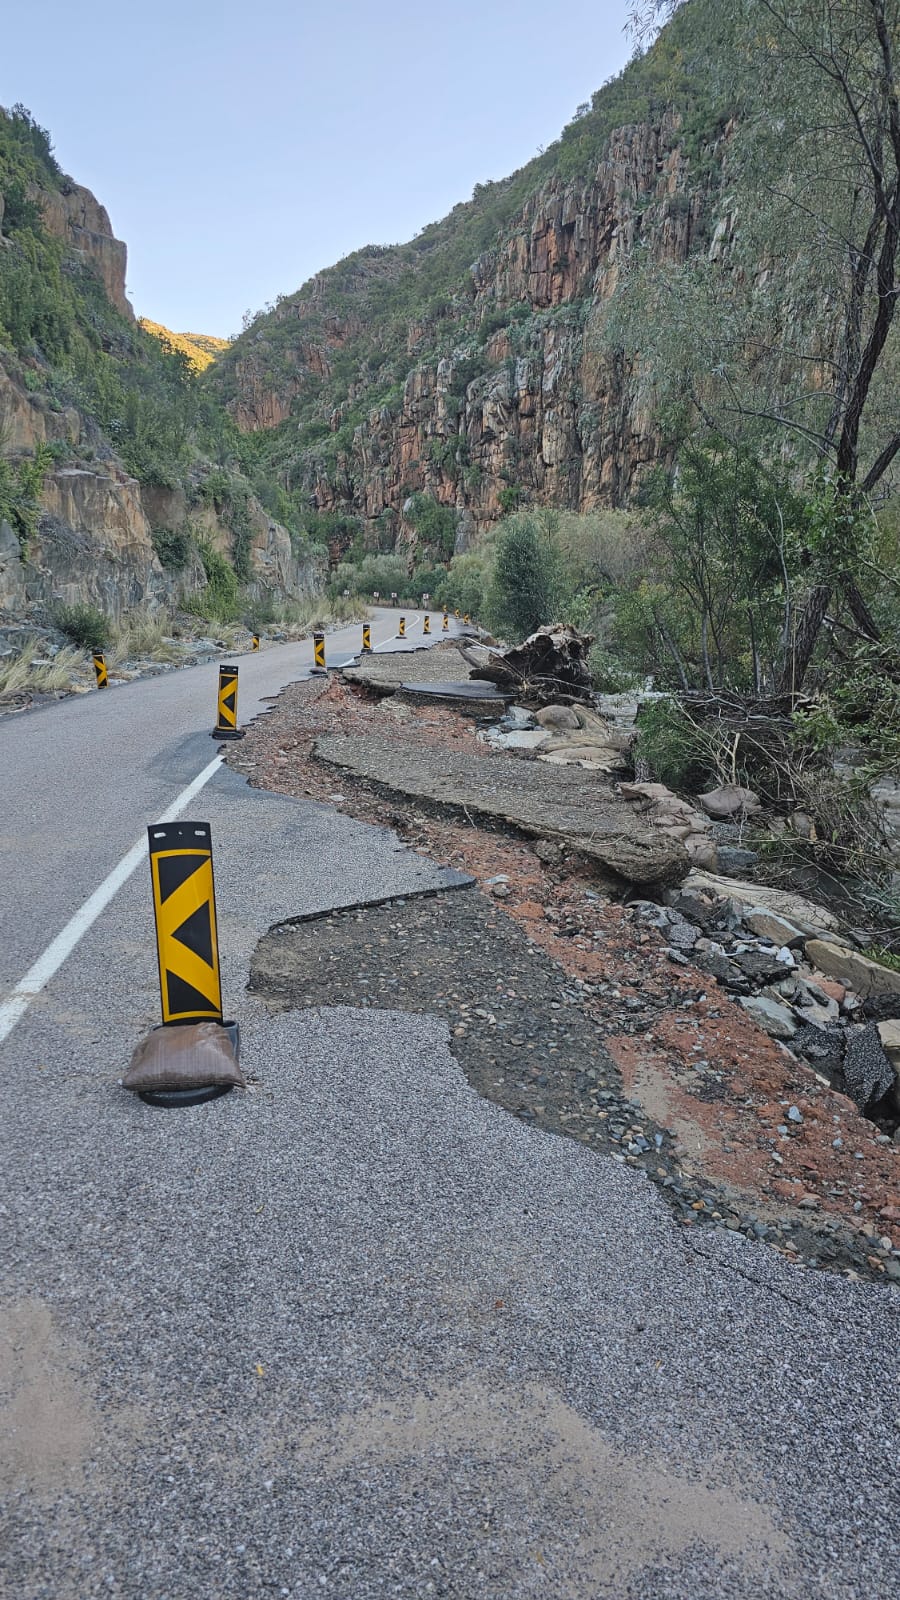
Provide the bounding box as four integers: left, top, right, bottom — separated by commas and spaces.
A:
630, 871, 900, 1124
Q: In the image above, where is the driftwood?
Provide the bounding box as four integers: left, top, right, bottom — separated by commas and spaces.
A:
473, 624, 595, 705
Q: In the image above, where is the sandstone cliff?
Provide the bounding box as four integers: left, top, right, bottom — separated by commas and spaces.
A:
39, 182, 134, 321
213, 82, 717, 558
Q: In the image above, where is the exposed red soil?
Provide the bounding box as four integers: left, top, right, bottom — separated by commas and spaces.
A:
229, 673, 899, 1268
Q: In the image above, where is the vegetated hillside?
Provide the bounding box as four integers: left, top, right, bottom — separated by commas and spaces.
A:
209, 0, 737, 564
140, 319, 230, 373
0, 104, 312, 622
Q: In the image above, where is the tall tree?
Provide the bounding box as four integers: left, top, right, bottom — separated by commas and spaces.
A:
619, 0, 900, 690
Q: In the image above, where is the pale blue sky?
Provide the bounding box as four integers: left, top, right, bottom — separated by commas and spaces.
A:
2, 2, 631, 337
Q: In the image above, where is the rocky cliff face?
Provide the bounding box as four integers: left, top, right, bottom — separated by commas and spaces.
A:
0, 359, 315, 621
39, 183, 134, 321
220, 110, 710, 548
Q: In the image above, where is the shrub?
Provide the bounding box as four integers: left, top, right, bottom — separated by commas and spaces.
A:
55, 602, 111, 650
184, 541, 240, 621
486, 513, 562, 640
152, 527, 192, 569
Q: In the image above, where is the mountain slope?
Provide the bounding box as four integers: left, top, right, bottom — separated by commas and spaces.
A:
0, 104, 310, 621
209, 0, 733, 559
140, 319, 230, 373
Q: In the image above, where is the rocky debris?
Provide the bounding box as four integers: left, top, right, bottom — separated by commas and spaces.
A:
226, 668, 900, 1280
681, 871, 843, 936
739, 995, 797, 1040
804, 939, 900, 1000
473, 624, 595, 705
314, 731, 689, 886
698, 784, 761, 819
618, 781, 718, 870
627, 880, 900, 1125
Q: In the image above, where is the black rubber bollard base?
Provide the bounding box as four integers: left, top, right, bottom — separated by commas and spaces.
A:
139, 1082, 232, 1108
211, 727, 246, 739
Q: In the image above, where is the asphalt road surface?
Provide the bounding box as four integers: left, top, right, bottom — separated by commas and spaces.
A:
1, 610, 898, 1600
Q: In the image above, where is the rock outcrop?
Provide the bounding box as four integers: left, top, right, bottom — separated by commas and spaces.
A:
216, 109, 710, 538
39, 183, 134, 320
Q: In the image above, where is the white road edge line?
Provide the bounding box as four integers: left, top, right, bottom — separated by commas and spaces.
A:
374, 612, 421, 651
0, 752, 225, 1048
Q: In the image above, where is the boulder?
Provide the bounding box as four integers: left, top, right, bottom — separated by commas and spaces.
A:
683, 873, 843, 937
698, 785, 761, 819
716, 845, 760, 877
535, 704, 580, 730
739, 995, 797, 1040
804, 941, 900, 1001
744, 908, 806, 947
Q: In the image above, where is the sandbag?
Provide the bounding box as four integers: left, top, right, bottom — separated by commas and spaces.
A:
123, 1022, 245, 1093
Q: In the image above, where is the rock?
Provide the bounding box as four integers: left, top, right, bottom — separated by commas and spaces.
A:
876, 1019, 900, 1073
534, 839, 562, 865
794, 999, 839, 1029
739, 995, 797, 1040
804, 941, 900, 1001
683, 873, 843, 936
698, 785, 761, 819
744, 909, 806, 948
732, 948, 789, 984
716, 845, 760, 877
665, 914, 699, 950
535, 704, 580, 730
842, 1024, 895, 1110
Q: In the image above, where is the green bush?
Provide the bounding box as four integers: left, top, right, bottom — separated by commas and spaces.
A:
487, 513, 562, 640
152, 527, 192, 569
588, 645, 639, 694
189, 540, 240, 620
633, 697, 716, 792
55, 602, 111, 650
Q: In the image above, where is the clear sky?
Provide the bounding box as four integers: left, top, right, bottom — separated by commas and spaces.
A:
2, 1, 632, 338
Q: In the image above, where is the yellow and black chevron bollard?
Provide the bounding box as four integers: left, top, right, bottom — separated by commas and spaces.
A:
92, 649, 108, 689
442, 613, 449, 632
311, 631, 327, 675
423, 614, 431, 636
455, 609, 460, 618
251, 633, 260, 652
212, 663, 244, 740
398, 616, 406, 638
361, 622, 372, 653
148, 820, 224, 1026
463, 613, 470, 625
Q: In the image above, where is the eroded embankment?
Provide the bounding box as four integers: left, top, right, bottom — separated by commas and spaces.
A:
228, 663, 900, 1285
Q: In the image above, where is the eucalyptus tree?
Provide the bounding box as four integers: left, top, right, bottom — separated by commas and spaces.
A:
617, 0, 900, 690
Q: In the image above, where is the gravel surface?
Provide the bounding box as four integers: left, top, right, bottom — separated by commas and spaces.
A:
251, 889, 897, 1280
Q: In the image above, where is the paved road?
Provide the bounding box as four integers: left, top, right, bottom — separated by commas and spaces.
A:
0, 607, 430, 996
1, 611, 898, 1599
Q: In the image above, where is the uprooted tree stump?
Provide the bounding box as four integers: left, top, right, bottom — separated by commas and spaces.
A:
473, 623, 595, 705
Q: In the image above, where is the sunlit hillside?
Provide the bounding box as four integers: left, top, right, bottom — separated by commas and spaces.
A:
139, 318, 230, 372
